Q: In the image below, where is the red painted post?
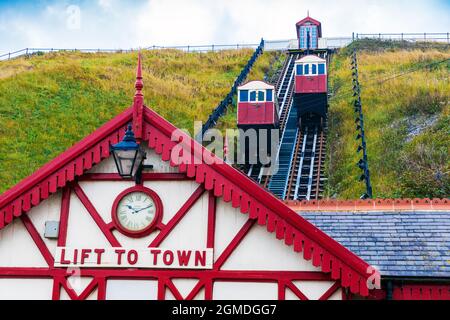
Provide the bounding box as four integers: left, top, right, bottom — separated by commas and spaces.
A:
133, 53, 144, 140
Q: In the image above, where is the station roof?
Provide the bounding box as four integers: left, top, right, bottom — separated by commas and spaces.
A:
301, 210, 450, 278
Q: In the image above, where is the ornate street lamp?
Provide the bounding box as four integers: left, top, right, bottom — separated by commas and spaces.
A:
110, 124, 152, 184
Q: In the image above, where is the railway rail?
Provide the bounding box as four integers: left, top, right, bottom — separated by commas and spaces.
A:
249, 50, 329, 201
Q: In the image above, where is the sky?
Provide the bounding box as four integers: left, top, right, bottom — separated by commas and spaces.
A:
0, 0, 449, 54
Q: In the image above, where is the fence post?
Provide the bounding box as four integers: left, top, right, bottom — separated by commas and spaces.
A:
352, 32, 355, 41
401, 33, 404, 41
448, 32, 449, 44
212, 44, 215, 52
424, 33, 426, 41
8, 52, 10, 60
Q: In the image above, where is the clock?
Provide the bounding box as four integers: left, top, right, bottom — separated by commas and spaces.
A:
111, 186, 163, 238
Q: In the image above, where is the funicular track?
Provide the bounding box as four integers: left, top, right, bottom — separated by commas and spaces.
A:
246, 52, 301, 184
246, 50, 330, 201
285, 120, 327, 201
265, 51, 329, 200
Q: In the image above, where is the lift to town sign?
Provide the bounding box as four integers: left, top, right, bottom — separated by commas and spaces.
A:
55, 247, 214, 269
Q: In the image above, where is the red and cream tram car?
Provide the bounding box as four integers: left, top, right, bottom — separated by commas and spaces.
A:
237, 81, 279, 165
294, 55, 328, 123
237, 81, 279, 130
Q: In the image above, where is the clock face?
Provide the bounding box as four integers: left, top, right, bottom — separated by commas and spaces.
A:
112, 187, 163, 237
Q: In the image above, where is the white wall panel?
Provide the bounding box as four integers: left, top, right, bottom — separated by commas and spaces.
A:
213, 282, 278, 300
106, 280, 158, 300
214, 201, 248, 260
171, 278, 200, 298
293, 281, 336, 300
66, 193, 111, 248
221, 224, 321, 272
28, 191, 62, 257
79, 181, 134, 224
159, 193, 208, 249
0, 279, 53, 300
0, 218, 48, 267
143, 180, 199, 225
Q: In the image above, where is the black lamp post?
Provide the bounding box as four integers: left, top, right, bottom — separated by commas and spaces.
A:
110, 124, 153, 184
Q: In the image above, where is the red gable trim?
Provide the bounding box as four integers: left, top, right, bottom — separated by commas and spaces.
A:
295, 16, 322, 39
0, 105, 376, 296
296, 16, 322, 27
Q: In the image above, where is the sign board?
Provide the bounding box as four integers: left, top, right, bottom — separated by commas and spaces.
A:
54, 247, 214, 270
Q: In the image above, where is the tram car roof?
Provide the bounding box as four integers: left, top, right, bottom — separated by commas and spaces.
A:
238, 80, 275, 90
295, 54, 326, 64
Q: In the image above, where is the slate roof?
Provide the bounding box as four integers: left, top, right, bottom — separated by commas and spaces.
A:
301, 211, 450, 278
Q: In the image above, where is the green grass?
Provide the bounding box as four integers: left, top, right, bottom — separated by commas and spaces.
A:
325, 47, 450, 199
0, 49, 273, 193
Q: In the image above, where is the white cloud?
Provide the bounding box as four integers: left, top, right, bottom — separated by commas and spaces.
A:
98, 0, 113, 10
0, 0, 449, 53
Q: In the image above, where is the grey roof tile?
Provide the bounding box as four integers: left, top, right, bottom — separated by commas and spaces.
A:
300, 210, 450, 278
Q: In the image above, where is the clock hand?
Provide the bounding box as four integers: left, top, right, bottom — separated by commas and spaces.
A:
135, 205, 153, 213
126, 205, 139, 214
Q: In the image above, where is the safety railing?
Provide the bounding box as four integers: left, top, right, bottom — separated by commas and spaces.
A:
198, 39, 265, 139
354, 32, 450, 43
2, 33, 448, 61
351, 51, 373, 199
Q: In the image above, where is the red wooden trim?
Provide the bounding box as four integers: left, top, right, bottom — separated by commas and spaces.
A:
278, 281, 286, 300
0, 268, 333, 281
165, 279, 184, 300
59, 277, 99, 301
52, 278, 61, 300
214, 219, 255, 270
185, 280, 205, 300
57, 187, 71, 247
73, 183, 121, 247
0, 268, 56, 277
286, 281, 309, 300
20, 215, 54, 266
59, 278, 79, 300
149, 185, 205, 247
78, 279, 99, 300
319, 282, 341, 300
207, 191, 216, 249
158, 278, 166, 301
204, 280, 213, 300
78, 173, 190, 181
97, 278, 106, 300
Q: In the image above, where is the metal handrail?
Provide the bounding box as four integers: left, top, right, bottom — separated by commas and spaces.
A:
198, 38, 265, 138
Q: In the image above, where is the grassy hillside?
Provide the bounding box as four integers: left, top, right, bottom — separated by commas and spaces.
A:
0, 49, 273, 193
326, 45, 450, 199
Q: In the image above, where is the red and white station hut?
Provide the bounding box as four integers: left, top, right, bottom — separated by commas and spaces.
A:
0, 56, 378, 300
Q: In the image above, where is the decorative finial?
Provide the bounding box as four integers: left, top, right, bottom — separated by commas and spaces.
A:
135, 52, 144, 96
133, 52, 144, 140
307, 10, 310, 17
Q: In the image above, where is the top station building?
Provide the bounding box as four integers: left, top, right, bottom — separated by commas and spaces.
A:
296, 15, 322, 50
